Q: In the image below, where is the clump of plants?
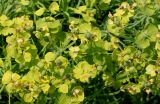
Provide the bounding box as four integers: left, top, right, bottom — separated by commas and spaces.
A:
1, 0, 160, 104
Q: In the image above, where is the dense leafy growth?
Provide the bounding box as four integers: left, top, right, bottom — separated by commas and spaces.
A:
1, 0, 160, 104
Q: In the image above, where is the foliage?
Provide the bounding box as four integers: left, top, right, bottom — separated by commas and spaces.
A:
0, 0, 160, 104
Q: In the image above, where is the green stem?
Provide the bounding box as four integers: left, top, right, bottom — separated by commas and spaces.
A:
8, 93, 11, 104
0, 85, 4, 94
76, 0, 82, 8
57, 41, 76, 55
38, 42, 49, 56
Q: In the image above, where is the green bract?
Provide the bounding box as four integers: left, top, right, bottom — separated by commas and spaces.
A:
135, 24, 158, 49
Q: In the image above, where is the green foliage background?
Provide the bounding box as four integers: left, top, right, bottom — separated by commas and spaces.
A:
0, 0, 160, 104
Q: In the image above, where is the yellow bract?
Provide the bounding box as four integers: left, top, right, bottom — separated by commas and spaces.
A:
73, 61, 97, 83
35, 8, 45, 16
58, 84, 68, 93
45, 52, 56, 62
12, 73, 21, 82
24, 52, 32, 62
49, 2, 59, 14
41, 84, 50, 94
24, 93, 33, 103
146, 64, 156, 77
2, 71, 12, 84
102, 0, 111, 4
0, 58, 4, 67
69, 46, 80, 59
20, 0, 30, 5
